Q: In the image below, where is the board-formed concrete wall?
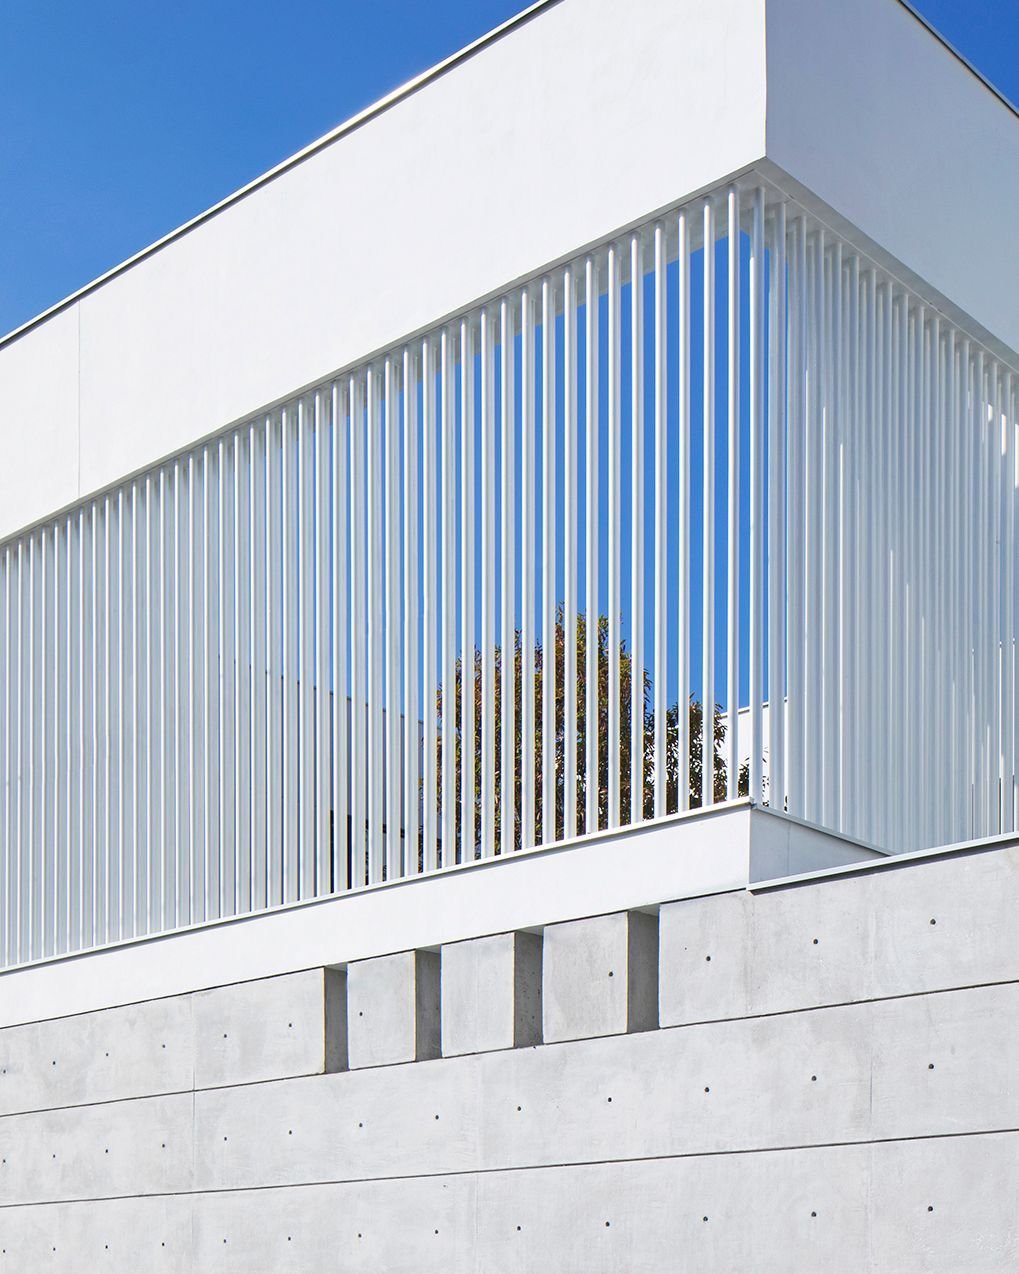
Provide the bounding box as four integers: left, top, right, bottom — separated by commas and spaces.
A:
2, 837, 1019, 1270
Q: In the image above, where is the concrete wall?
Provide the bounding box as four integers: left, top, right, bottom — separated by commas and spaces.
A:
3, 835, 1019, 1270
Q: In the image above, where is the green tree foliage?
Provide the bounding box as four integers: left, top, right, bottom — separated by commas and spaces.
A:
437, 608, 748, 857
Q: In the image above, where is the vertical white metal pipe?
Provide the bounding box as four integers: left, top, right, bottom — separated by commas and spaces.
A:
349, 381, 367, 884
421, 340, 439, 871
630, 234, 645, 825
701, 200, 716, 808
563, 269, 579, 840
520, 295, 537, 849
584, 258, 600, 833
500, 302, 518, 854
250, 422, 268, 907
403, 350, 421, 871
677, 211, 691, 812
607, 243, 622, 827
298, 399, 315, 897
385, 357, 403, 880
314, 389, 331, 894
653, 224, 668, 819
461, 321, 477, 862
282, 412, 300, 901
367, 368, 385, 879
331, 382, 349, 890
441, 330, 458, 863
480, 310, 497, 855
726, 187, 740, 801
541, 280, 556, 844
749, 187, 766, 803
769, 203, 788, 815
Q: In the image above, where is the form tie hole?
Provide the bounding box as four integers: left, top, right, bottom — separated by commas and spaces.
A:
928, 1063, 935, 1070
928, 1205, 934, 1213
930, 918, 937, 926
812, 938, 819, 946
705, 955, 711, 962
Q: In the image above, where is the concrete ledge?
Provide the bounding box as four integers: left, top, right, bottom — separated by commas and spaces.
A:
0, 803, 883, 1029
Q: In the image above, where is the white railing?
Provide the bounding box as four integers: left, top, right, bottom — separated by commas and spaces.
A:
1, 177, 1017, 967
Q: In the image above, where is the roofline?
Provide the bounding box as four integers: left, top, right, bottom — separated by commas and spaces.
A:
1, 0, 1015, 352
896, 0, 1019, 121
0, 0, 560, 351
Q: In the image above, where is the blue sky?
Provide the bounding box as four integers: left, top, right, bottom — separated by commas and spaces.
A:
0, 0, 1015, 340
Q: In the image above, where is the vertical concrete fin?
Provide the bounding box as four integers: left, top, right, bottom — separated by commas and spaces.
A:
626, 910, 660, 1033
323, 968, 348, 1073
512, 932, 543, 1049
414, 951, 442, 1062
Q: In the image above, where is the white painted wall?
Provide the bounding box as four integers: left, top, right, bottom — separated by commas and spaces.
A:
4, 0, 1016, 544
766, 0, 1019, 362
0, 0, 767, 541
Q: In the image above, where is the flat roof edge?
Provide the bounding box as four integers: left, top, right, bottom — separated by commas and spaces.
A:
895, 0, 1019, 122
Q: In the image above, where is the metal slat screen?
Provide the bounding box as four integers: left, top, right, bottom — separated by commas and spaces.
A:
2, 179, 1017, 966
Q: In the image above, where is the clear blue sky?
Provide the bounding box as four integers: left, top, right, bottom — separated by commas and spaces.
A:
0, 0, 1015, 339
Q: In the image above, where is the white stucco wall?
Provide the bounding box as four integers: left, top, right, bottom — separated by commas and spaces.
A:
765, 0, 1019, 362
0, 0, 767, 541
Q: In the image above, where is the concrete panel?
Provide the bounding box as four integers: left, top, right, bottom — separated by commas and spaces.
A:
868, 1131, 1019, 1272
347, 950, 441, 1069
867, 846, 1019, 1000
749, 870, 874, 1015
0, 304, 79, 540
543, 911, 658, 1043
187, 981, 1019, 1195
0, 993, 192, 1116
0, 1092, 192, 1205
441, 932, 542, 1057
191, 1176, 478, 1273
194, 968, 345, 1088
749, 842, 1019, 1018
12, 1132, 1016, 1271
659, 891, 750, 1027
0, 1194, 193, 1274
5, 978, 1011, 1202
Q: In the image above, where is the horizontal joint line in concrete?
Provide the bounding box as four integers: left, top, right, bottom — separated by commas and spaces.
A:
5, 1127, 1019, 1212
